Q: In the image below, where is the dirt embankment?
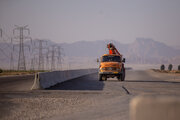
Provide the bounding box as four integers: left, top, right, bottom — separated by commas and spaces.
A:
151, 69, 180, 74
0, 70, 49, 77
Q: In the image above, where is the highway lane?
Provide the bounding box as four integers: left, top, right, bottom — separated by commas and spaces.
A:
48, 70, 180, 95
0, 70, 180, 120
48, 70, 180, 120
0, 75, 34, 91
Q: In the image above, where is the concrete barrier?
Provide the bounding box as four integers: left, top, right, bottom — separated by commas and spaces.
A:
130, 95, 180, 120
31, 69, 98, 90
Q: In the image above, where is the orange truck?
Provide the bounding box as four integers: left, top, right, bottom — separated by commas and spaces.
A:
98, 43, 125, 81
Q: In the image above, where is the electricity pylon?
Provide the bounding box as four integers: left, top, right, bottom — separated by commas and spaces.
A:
10, 52, 14, 70
46, 52, 50, 70
47, 45, 59, 71
30, 55, 36, 70
34, 39, 48, 70
0, 28, 2, 37
57, 46, 64, 70
13, 25, 32, 70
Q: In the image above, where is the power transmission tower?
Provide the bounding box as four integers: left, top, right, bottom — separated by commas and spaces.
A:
34, 39, 48, 70
46, 52, 50, 70
13, 25, 32, 70
33, 55, 39, 70
48, 45, 58, 71
0, 28, 2, 37
57, 46, 64, 70
10, 52, 14, 70
0, 28, 18, 70
51, 45, 57, 71
30, 55, 36, 70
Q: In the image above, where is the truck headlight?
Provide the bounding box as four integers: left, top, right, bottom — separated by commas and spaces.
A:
100, 67, 105, 70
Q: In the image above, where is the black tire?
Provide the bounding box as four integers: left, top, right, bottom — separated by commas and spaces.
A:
98, 74, 103, 81
102, 75, 107, 81
121, 69, 125, 81
117, 75, 121, 81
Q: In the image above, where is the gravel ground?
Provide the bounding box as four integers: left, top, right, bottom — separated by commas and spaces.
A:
0, 91, 94, 120
0, 70, 180, 120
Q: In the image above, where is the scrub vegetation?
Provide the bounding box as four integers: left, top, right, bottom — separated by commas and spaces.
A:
0, 69, 49, 76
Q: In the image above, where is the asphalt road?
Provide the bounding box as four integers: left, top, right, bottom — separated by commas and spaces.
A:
0, 70, 180, 120
0, 75, 34, 91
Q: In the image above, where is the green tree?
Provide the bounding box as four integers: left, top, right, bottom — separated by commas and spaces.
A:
168, 64, 173, 71
0, 68, 3, 73
178, 65, 180, 71
160, 64, 165, 70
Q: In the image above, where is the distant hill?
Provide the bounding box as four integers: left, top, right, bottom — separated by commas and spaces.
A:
126, 38, 180, 64
60, 40, 128, 57
0, 38, 180, 69
60, 38, 180, 64
174, 45, 180, 50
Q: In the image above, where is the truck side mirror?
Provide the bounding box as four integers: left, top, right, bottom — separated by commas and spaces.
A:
122, 58, 125, 63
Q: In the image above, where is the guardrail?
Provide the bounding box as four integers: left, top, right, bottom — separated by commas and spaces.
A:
31, 69, 98, 90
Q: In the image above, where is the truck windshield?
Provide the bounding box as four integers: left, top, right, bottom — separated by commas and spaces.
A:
102, 56, 121, 62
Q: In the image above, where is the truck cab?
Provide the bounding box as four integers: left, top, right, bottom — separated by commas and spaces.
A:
99, 54, 125, 81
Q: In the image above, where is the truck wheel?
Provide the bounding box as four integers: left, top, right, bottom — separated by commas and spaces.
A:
121, 74, 125, 81
102, 75, 107, 81
117, 75, 121, 81
105, 76, 107, 81
98, 74, 103, 81
121, 69, 125, 81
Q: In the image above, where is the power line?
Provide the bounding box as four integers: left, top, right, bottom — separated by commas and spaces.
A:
0, 48, 9, 59
0, 28, 13, 43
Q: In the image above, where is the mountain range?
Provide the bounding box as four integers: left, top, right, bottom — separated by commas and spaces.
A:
60, 38, 180, 64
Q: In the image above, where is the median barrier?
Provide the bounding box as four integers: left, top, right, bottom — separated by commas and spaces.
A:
130, 95, 180, 120
31, 69, 98, 90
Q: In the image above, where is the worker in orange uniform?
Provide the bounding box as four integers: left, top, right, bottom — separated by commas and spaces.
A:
107, 43, 121, 55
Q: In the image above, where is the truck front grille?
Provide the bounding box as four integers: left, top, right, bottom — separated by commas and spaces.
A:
105, 67, 117, 71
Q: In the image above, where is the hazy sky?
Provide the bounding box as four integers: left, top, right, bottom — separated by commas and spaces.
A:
0, 0, 180, 46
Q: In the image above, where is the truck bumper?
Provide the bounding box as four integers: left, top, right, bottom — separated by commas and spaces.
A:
99, 71, 122, 75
